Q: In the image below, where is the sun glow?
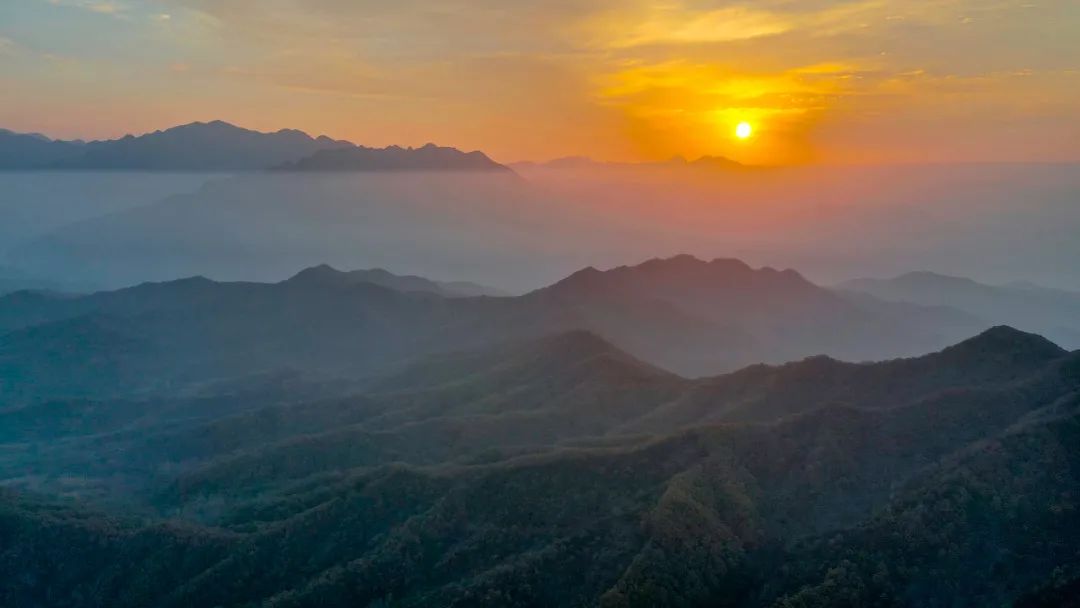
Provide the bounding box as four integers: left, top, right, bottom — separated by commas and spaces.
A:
735, 121, 753, 139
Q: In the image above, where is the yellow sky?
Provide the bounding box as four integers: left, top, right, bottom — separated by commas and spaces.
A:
2, 0, 1079, 164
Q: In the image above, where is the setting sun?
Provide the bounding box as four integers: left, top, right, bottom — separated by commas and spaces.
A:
735, 121, 753, 140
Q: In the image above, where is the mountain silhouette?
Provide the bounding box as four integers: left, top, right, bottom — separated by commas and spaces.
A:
285, 263, 505, 297
42, 121, 352, 171
0, 128, 85, 169
1, 122, 513, 172
0, 256, 989, 393
531, 254, 985, 371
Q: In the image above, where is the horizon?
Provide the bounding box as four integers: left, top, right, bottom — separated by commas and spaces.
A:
3, 1, 1079, 165
7, 117, 1080, 168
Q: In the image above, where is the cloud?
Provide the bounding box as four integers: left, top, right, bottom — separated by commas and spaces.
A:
584, 5, 794, 48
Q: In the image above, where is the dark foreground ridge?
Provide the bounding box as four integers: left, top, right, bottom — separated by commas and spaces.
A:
1, 303, 1078, 606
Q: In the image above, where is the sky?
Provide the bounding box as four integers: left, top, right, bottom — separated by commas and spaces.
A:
1, 0, 1079, 164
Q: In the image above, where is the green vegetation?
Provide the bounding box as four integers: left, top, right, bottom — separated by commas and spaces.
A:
0, 260, 1077, 606
1, 319, 1078, 605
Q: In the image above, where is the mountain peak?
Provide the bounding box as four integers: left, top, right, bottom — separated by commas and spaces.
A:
169, 120, 245, 133
280, 264, 502, 298
944, 325, 1065, 361
709, 257, 754, 272
541, 255, 815, 296
627, 256, 809, 286
286, 264, 345, 284
638, 254, 707, 271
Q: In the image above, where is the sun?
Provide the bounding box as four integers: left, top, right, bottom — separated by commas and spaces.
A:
735, 121, 753, 140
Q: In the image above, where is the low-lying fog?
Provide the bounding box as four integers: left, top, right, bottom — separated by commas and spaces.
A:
2, 163, 1078, 293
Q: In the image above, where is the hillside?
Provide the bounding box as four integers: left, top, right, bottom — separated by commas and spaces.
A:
0, 327, 1077, 606
1, 252, 1076, 607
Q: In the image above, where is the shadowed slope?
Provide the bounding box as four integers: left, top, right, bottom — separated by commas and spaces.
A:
2, 343, 1076, 607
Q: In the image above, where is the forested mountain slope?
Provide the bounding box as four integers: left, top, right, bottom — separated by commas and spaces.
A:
1, 325, 1077, 607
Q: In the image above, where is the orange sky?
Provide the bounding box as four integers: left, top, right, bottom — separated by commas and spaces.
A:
2, 0, 1079, 164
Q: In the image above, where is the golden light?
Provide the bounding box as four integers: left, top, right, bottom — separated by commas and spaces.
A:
735, 121, 753, 139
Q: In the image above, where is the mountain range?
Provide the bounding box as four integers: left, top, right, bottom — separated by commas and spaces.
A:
840, 270, 1080, 349
0, 128, 86, 169
0, 256, 985, 402
1, 253, 1079, 606
0, 121, 509, 172
1, 122, 736, 173
287, 264, 506, 297
1, 317, 1077, 606
3, 167, 539, 289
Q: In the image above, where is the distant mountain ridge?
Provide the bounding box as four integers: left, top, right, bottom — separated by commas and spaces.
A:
527, 254, 984, 373
0, 255, 986, 401
51, 121, 353, 171
0, 128, 85, 168
285, 264, 507, 297
0, 121, 508, 172
840, 270, 1080, 349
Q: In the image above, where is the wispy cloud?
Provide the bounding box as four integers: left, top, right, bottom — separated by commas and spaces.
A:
582, 5, 794, 48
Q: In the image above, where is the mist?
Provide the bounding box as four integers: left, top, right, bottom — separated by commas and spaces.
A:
3, 163, 1078, 294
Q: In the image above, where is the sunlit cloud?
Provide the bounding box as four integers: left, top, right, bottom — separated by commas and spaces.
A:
582, 5, 794, 48
592, 57, 864, 163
